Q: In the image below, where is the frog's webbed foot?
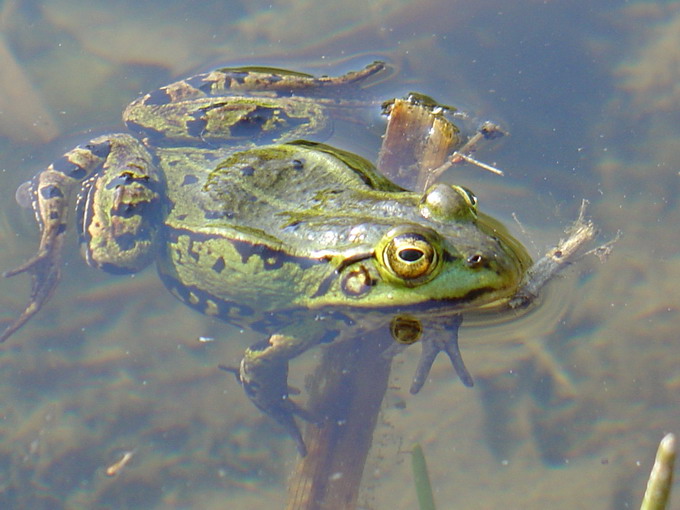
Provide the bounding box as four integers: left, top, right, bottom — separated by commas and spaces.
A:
1, 232, 63, 343
410, 315, 473, 394
222, 335, 316, 457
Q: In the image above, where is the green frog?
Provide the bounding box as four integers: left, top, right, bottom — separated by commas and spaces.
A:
2, 62, 530, 455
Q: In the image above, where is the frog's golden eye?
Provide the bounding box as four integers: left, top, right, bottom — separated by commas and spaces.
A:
383, 232, 437, 281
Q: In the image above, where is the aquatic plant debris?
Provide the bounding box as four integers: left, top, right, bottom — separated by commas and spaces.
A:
508, 200, 618, 310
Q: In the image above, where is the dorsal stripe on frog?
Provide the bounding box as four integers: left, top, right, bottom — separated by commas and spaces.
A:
165, 226, 330, 272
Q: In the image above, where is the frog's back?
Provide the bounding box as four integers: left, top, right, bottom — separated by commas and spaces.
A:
156, 142, 413, 319
162, 142, 405, 252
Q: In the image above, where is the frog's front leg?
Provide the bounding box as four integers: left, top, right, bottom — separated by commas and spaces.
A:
229, 333, 319, 457
409, 314, 473, 393
1, 134, 161, 342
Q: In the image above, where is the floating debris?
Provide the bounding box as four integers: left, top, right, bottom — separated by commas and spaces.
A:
105, 450, 136, 477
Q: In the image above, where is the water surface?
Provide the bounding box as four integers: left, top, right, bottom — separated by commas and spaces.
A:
0, 0, 678, 508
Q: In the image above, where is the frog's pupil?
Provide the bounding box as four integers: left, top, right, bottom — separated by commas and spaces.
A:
399, 248, 423, 262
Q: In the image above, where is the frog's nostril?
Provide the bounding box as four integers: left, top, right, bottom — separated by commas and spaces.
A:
466, 253, 485, 268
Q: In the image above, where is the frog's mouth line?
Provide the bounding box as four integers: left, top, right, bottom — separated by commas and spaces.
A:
334, 287, 499, 315
310, 252, 503, 316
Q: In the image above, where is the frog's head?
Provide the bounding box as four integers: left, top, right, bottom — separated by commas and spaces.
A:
319, 183, 531, 312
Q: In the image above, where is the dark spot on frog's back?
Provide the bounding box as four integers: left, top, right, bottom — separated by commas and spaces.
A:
204, 210, 235, 220
228, 106, 275, 138
230, 106, 306, 139
217, 70, 249, 84
104, 172, 153, 190
212, 256, 226, 273
230, 237, 323, 271
233, 242, 285, 269
40, 185, 63, 199
112, 198, 158, 218
186, 115, 207, 139
83, 140, 112, 159
144, 88, 172, 106
127, 120, 164, 143
182, 174, 199, 186
52, 157, 86, 179
184, 74, 214, 94
291, 159, 304, 171
114, 233, 137, 252
240, 165, 255, 177
187, 239, 201, 262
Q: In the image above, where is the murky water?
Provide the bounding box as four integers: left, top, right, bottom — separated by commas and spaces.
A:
0, 0, 678, 508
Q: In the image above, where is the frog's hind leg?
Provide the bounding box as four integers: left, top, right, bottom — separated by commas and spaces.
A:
76, 137, 162, 275
203, 61, 388, 96
1, 134, 158, 342
132, 61, 388, 115
231, 334, 320, 456
1, 138, 112, 342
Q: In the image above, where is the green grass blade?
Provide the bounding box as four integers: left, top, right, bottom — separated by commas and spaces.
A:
411, 443, 437, 510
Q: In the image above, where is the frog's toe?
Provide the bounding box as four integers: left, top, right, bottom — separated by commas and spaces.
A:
410, 315, 473, 394
1, 256, 60, 342
275, 402, 308, 457
248, 379, 310, 457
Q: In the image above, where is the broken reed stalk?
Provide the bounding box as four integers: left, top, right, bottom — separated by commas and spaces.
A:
640, 433, 676, 510
285, 97, 457, 510
285, 333, 393, 510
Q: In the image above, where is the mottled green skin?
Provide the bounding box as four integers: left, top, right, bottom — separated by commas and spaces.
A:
156, 141, 528, 330
4, 63, 530, 455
